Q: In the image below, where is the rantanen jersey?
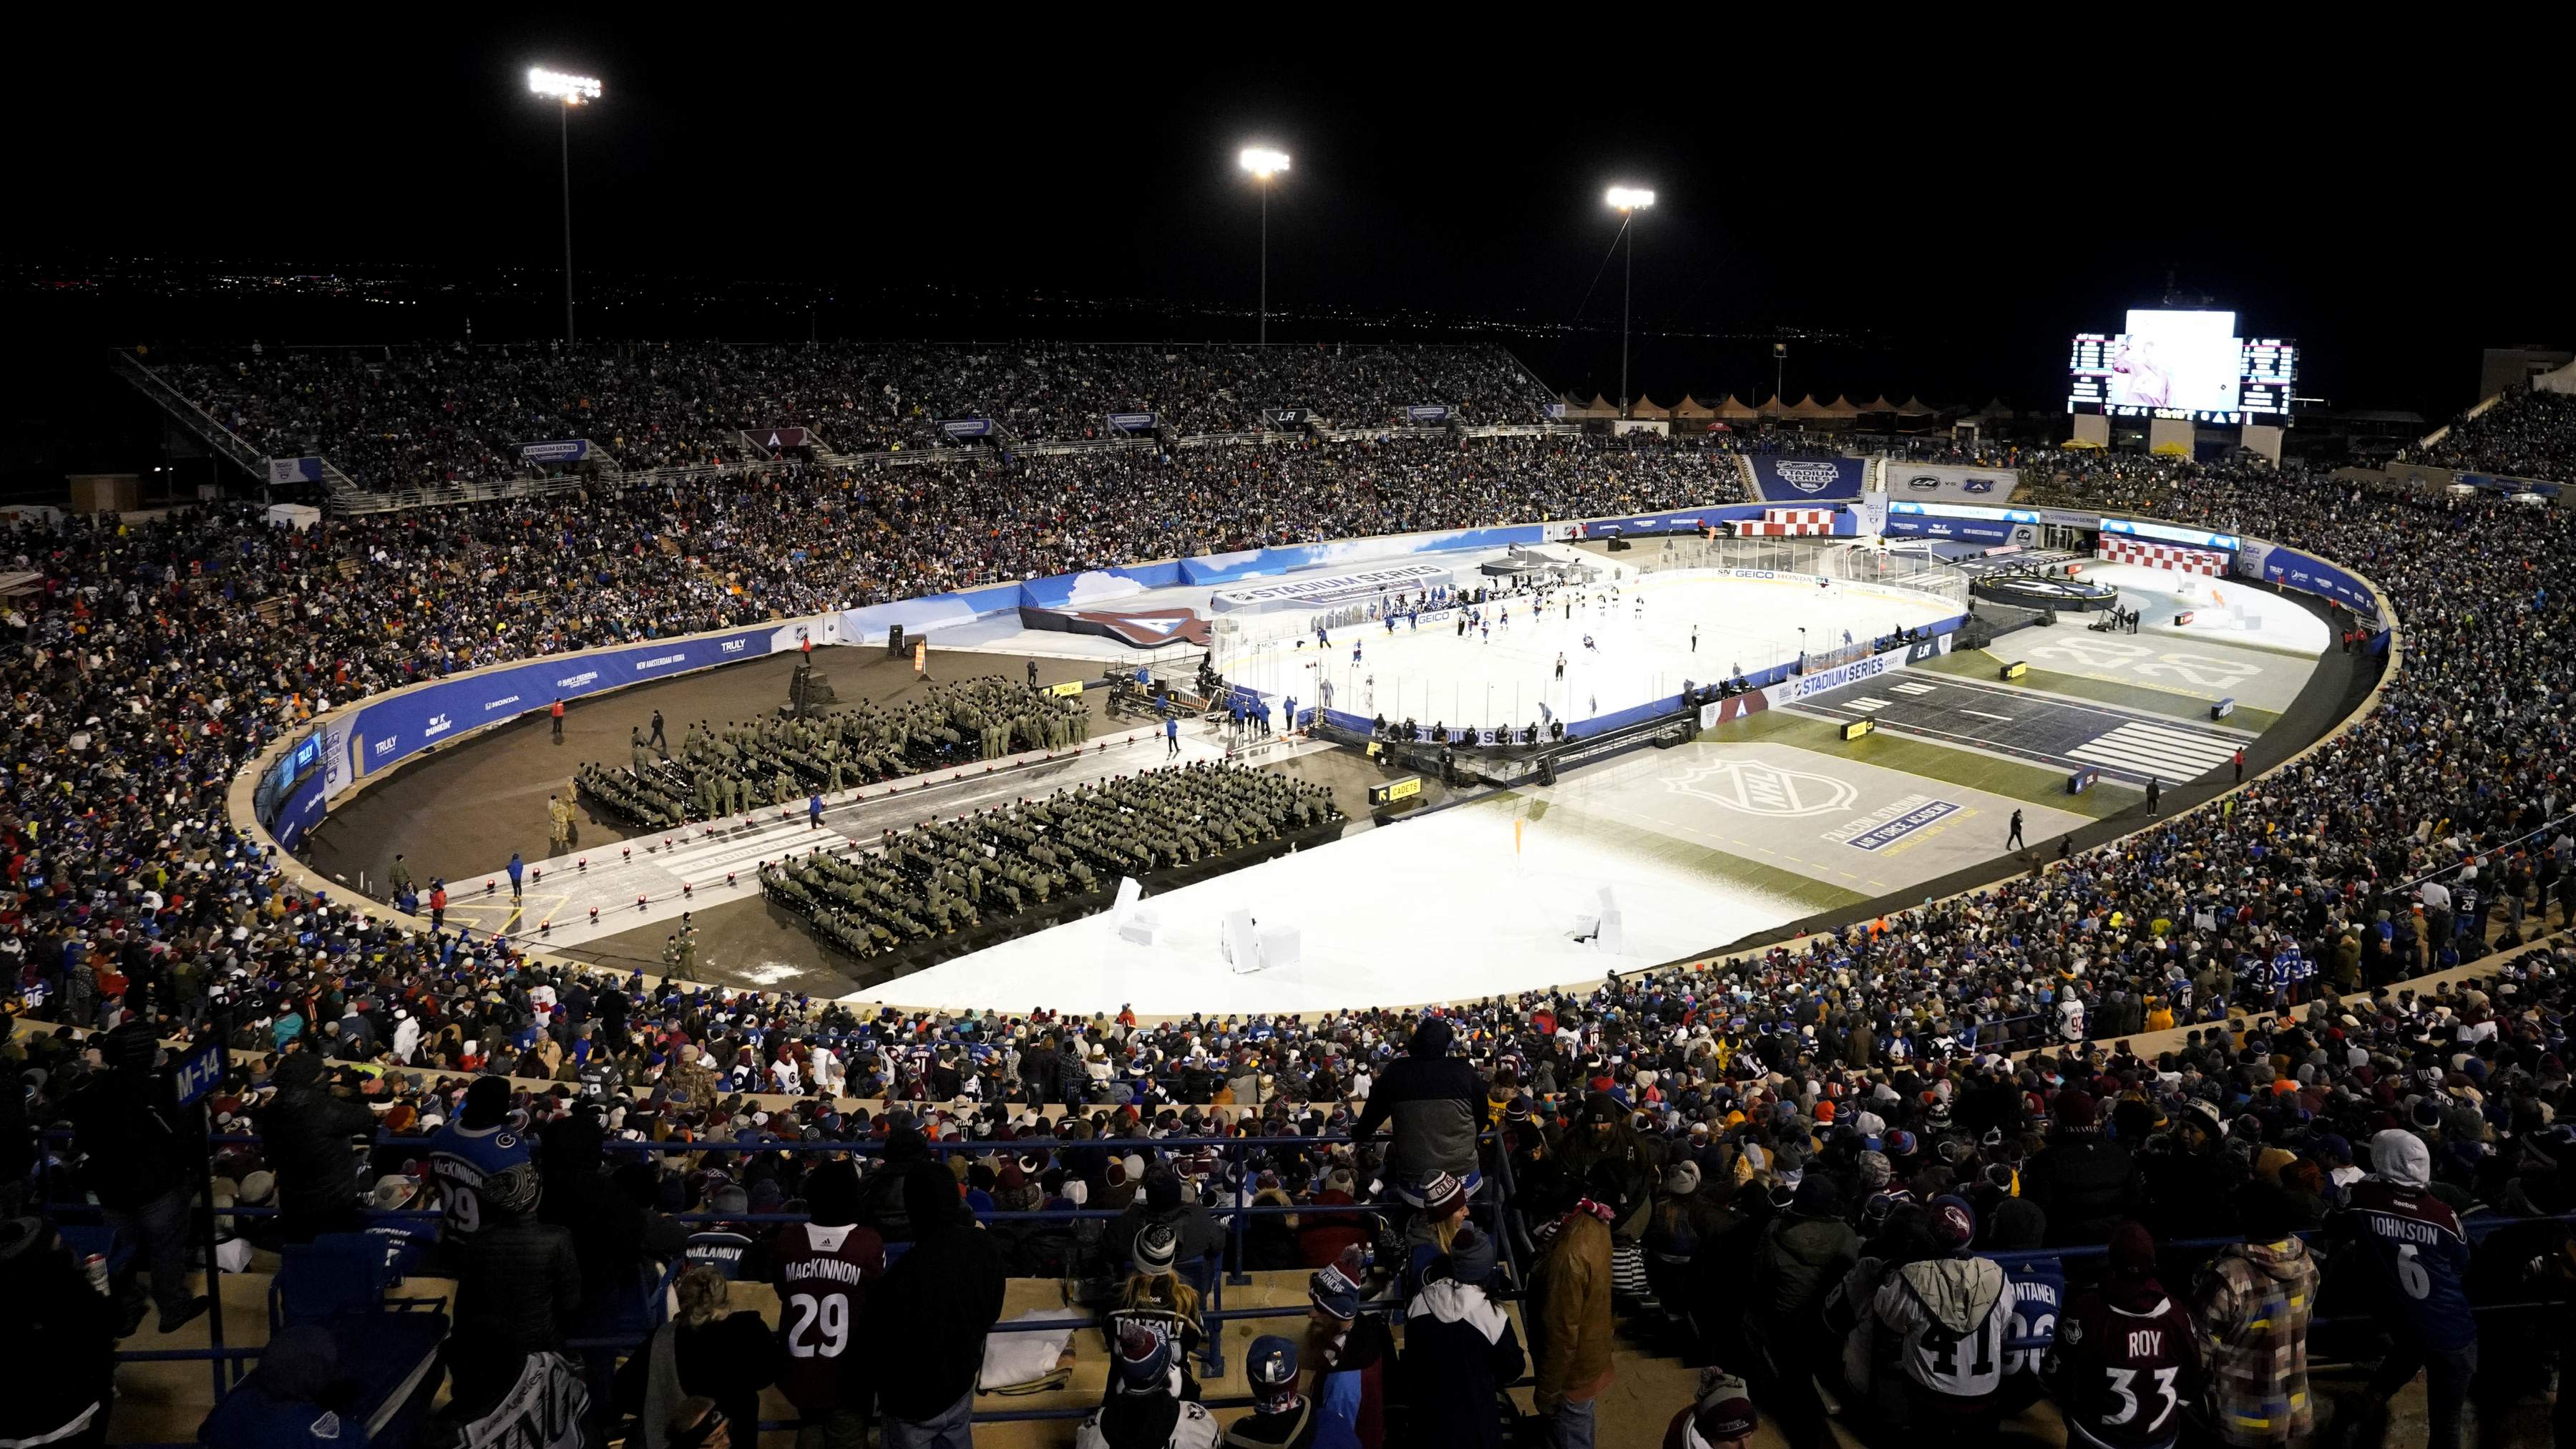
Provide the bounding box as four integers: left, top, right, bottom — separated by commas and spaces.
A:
2341, 1179, 2476, 1350
2046, 1290, 2197, 1449
769, 1221, 887, 1413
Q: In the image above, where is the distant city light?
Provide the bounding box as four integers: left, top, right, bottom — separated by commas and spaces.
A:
528, 68, 602, 104
1606, 186, 1655, 211
1239, 147, 1291, 179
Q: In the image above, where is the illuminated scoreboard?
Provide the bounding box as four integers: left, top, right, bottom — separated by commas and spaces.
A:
2067, 312, 2297, 423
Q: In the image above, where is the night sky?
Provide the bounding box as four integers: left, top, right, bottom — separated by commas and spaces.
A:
6, 20, 2565, 435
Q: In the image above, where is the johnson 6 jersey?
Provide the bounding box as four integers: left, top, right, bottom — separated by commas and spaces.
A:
2044, 1289, 2198, 1449
424, 1119, 529, 1236
769, 1221, 887, 1413
2338, 1179, 2475, 1350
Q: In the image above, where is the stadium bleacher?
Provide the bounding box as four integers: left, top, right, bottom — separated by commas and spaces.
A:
10, 385, 2576, 1444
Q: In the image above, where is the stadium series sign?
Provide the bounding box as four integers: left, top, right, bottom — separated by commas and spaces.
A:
518, 439, 591, 463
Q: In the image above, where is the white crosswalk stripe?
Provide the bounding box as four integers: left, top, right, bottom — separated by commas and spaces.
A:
1847, 697, 1893, 713
2067, 721, 2239, 781
1890, 682, 1935, 696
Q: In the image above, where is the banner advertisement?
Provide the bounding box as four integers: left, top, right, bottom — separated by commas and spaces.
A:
2254, 546, 2380, 620
1107, 412, 1158, 433
751, 426, 809, 451
265, 457, 323, 484
1750, 456, 1868, 501
936, 418, 993, 439
349, 620, 801, 779
1405, 405, 1453, 424
517, 439, 592, 464
1890, 464, 2019, 502
1265, 407, 1308, 429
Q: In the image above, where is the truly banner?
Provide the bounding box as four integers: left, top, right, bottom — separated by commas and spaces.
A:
348, 620, 805, 778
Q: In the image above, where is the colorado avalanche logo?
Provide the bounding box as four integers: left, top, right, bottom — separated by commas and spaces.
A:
1664, 758, 1858, 817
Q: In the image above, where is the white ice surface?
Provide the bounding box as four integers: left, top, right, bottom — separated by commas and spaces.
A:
844, 795, 1805, 1014
1217, 570, 1958, 728
2072, 561, 2329, 657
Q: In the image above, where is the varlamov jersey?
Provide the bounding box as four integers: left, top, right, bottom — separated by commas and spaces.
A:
2338, 1179, 2475, 1350
424, 1120, 529, 1236
2044, 1289, 2197, 1449
769, 1221, 886, 1413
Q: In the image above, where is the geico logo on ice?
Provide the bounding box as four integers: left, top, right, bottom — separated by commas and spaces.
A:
555, 671, 600, 690
423, 713, 454, 738
1775, 461, 1842, 493
483, 695, 521, 713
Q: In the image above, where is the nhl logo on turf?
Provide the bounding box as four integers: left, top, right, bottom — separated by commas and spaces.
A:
1664, 758, 1857, 817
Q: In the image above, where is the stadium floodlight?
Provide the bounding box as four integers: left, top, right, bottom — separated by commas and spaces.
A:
529, 67, 603, 343
527, 68, 602, 103
1604, 186, 1657, 416
1239, 147, 1291, 344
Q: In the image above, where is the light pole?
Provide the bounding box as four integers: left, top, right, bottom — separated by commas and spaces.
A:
1239, 147, 1289, 345
529, 67, 602, 343
1605, 187, 1655, 417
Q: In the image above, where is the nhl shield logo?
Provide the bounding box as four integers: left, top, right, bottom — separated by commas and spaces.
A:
1664, 758, 1858, 817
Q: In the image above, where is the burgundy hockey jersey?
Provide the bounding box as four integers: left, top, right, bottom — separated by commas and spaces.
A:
2044, 1287, 2198, 1449
769, 1221, 887, 1413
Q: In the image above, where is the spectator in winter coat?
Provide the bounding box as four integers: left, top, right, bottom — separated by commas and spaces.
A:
2022, 1089, 2137, 1247
1747, 1176, 1857, 1443
1350, 1016, 1488, 1206
1297, 1167, 1374, 1269
256, 1049, 377, 1243
1304, 1252, 1395, 1449
1077, 1319, 1220, 1449
67, 1020, 208, 1333
862, 1167, 1007, 1446
450, 1161, 582, 1411
1530, 1177, 1617, 1449
1397, 1223, 1523, 1449
2189, 1183, 2318, 1447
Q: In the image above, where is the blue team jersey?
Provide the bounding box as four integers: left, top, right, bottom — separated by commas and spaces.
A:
2004, 1254, 2067, 1376
2341, 1179, 2475, 1350
425, 1121, 530, 1236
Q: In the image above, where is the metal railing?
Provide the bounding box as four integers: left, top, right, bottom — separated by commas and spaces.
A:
59, 1128, 1525, 1432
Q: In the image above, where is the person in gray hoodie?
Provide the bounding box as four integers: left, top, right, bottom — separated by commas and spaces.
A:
1863, 1194, 2011, 1439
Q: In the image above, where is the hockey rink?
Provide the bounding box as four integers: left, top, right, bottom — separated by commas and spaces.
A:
2071, 561, 2331, 657
843, 791, 1808, 1014
1216, 567, 1963, 730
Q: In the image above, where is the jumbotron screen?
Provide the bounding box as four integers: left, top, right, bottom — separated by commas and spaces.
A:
2067, 309, 2297, 424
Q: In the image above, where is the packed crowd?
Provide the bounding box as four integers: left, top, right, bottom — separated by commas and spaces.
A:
11, 431, 2576, 1443
157, 341, 1559, 487
2411, 386, 2576, 483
